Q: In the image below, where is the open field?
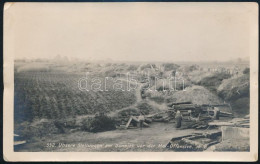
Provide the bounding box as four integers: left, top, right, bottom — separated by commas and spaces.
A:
15, 122, 218, 152
14, 60, 250, 152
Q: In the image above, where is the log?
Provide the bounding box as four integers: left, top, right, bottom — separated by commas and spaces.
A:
220, 111, 233, 115
14, 141, 26, 146
175, 106, 196, 110
219, 112, 233, 117
201, 104, 230, 107
208, 122, 234, 126
168, 101, 192, 107
244, 114, 250, 119
125, 117, 133, 128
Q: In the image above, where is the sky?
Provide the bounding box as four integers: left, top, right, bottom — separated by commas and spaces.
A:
5, 2, 256, 62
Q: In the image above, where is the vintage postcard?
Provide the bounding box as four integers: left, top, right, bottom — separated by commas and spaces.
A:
3, 2, 258, 161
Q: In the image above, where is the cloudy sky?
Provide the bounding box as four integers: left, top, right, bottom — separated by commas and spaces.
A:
5, 2, 256, 62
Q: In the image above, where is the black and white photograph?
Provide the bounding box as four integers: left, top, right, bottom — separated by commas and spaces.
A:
3, 2, 258, 161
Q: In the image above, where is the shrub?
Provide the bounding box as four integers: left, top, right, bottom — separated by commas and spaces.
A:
136, 102, 158, 115
81, 115, 116, 133
141, 64, 152, 70
217, 74, 249, 101
163, 63, 180, 71
231, 97, 250, 116
19, 120, 60, 139
198, 72, 231, 93
243, 68, 250, 74
127, 65, 138, 71
118, 108, 139, 117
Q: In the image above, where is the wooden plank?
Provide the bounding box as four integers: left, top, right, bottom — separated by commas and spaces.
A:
125, 117, 133, 129
208, 122, 234, 126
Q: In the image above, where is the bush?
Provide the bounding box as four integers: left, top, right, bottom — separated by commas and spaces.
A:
163, 63, 180, 72
136, 102, 158, 115
217, 74, 249, 102
18, 120, 60, 139
81, 115, 116, 133
243, 68, 250, 74
217, 74, 249, 116
140, 64, 152, 70
117, 108, 139, 117
127, 65, 138, 71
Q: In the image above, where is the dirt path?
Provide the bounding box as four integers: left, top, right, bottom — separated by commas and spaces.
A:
16, 122, 216, 152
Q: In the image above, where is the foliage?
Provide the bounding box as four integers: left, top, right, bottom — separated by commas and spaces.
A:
81, 115, 116, 132
198, 72, 231, 93
18, 120, 60, 139
117, 108, 139, 117
127, 65, 139, 71
136, 102, 157, 115
162, 63, 180, 71
217, 74, 249, 101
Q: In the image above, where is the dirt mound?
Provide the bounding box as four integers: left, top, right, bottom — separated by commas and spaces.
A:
217, 74, 249, 115
197, 72, 231, 93
168, 85, 223, 105
231, 97, 250, 116
217, 74, 249, 101
187, 70, 214, 84
187, 71, 231, 92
